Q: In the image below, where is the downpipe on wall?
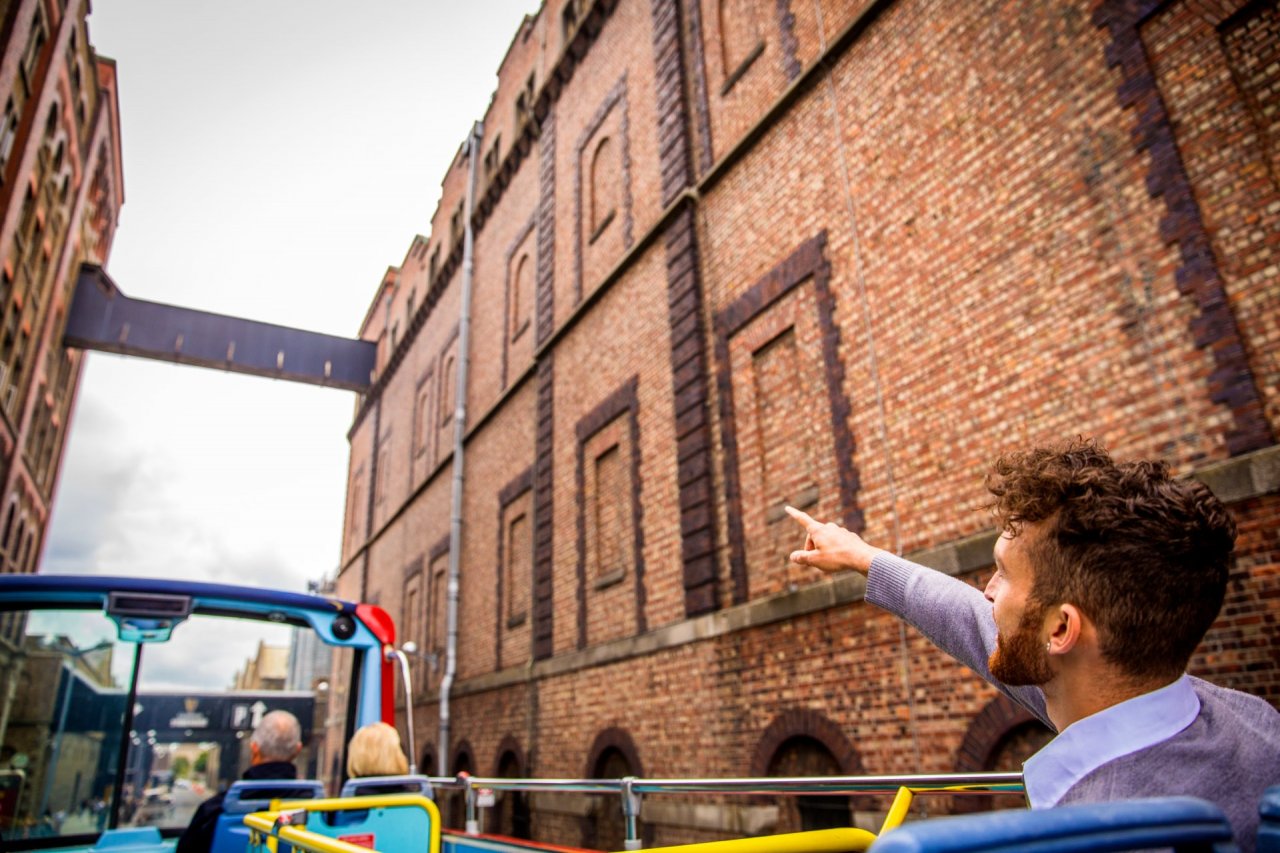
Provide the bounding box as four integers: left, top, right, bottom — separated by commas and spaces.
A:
441, 120, 484, 788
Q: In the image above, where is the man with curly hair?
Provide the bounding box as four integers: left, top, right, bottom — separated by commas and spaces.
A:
787, 439, 1279, 848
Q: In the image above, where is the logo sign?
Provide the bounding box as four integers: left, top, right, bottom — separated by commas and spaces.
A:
169, 697, 208, 729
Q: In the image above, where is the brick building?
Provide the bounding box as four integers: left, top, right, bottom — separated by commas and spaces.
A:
0, 0, 124, 709
0, 0, 123, 582
337, 0, 1279, 846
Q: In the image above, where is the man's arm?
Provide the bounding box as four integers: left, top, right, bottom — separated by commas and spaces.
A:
787, 507, 1050, 727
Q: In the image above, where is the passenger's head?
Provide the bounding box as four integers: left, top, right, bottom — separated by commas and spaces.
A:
985, 438, 1236, 682
250, 710, 303, 764
346, 722, 409, 778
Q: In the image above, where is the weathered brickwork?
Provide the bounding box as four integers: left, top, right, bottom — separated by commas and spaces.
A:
336, 0, 1280, 844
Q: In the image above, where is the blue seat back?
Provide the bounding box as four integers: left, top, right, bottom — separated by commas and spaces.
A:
87, 826, 169, 853
210, 780, 324, 853
868, 796, 1236, 853
340, 774, 434, 799
304, 795, 437, 852
1260, 785, 1280, 853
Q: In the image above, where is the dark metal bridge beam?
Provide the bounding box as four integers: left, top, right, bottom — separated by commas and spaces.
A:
64, 264, 375, 392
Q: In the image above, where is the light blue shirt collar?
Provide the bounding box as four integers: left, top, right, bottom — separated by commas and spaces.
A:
1022, 674, 1200, 808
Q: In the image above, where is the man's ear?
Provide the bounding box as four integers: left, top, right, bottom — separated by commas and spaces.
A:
1045, 603, 1083, 656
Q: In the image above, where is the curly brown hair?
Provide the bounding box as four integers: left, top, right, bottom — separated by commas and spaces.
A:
985, 438, 1237, 682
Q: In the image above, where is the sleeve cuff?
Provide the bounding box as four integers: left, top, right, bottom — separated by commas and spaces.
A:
866, 552, 920, 614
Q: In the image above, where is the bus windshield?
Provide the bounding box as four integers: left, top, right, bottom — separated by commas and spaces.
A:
0, 602, 346, 843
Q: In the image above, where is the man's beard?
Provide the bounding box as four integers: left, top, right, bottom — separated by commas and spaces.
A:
989, 603, 1054, 686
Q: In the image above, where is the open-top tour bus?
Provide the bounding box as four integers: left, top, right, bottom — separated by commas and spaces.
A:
0, 572, 1251, 853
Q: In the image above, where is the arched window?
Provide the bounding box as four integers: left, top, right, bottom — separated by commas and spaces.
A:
952, 694, 1054, 813
494, 743, 530, 839
583, 728, 645, 850
766, 736, 848, 832
589, 136, 618, 239
447, 745, 474, 829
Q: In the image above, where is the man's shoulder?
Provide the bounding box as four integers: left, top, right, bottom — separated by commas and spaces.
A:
1188, 677, 1280, 730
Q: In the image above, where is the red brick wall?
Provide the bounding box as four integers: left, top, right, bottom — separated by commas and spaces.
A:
336, 0, 1280, 844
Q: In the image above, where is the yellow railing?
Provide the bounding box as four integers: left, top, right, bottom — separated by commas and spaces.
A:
244, 793, 440, 853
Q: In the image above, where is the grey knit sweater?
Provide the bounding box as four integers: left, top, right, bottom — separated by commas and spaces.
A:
866, 552, 1280, 851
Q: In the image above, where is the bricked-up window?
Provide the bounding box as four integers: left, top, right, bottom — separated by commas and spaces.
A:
511, 253, 532, 341
506, 510, 531, 624
375, 441, 391, 504
752, 328, 818, 505
439, 353, 456, 427
346, 471, 364, 542
430, 558, 448, 664
415, 384, 431, 457
589, 136, 619, 241
719, 0, 762, 84
592, 444, 627, 581
1222, 4, 1280, 185
404, 582, 419, 687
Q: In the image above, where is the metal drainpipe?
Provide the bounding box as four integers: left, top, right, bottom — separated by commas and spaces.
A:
440, 120, 484, 777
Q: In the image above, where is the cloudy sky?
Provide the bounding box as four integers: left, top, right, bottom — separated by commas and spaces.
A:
40, 0, 538, 687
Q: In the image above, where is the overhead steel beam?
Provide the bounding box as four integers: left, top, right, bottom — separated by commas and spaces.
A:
64, 264, 375, 392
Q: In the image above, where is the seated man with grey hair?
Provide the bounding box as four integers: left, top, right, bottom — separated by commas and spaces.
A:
176, 710, 303, 853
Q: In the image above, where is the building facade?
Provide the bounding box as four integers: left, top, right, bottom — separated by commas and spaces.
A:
0, 0, 123, 583
0, 0, 124, 793
338, 0, 1280, 846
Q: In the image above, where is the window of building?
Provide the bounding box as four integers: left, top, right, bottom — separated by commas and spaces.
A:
562, 0, 579, 42
450, 203, 464, 245
415, 384, 431, 457
589, 136, 619, 241
515, 73, 536, 131
375, 441, 391, 504
510, 253, 531, 341
439, 354, 455, 427
719, 0, 763, 89
592, 444, 627, 582
506, 509, 531, 626
21, 11, 46, 91
347, 472, 364, 540
429, 246, 440, 283
0, 101, 18, 177
484, 135, 502, 180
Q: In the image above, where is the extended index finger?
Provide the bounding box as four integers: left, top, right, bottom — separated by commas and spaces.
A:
784, 505, 819, 531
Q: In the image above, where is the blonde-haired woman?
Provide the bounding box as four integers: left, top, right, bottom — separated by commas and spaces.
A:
346, 722, 409, 779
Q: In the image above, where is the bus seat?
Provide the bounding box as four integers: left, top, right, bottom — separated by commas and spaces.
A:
210, 780, 324, 853
867, 797, 1235, 852
1260, 786, 1280, 853
283, 794, 439, 853
88, 826, 169, 853
340, 774, 434, 799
